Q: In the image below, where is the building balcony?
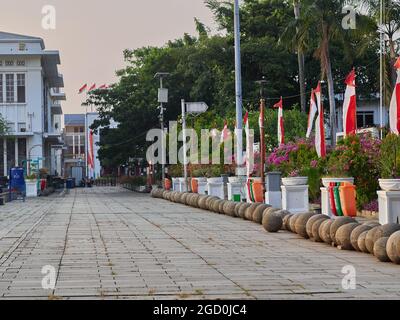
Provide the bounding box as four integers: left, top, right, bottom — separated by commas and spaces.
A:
50, 88, 66, 101
51, 101, 63, 115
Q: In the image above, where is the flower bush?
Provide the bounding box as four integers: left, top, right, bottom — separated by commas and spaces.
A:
267, 139, 324, 201
327, 134, 381, 209
379, 133, 400, 179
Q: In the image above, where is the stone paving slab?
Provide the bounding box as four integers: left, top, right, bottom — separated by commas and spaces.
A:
0, 187, 400, 300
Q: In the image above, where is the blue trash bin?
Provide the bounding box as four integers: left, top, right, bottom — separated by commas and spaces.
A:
9, 167, 26, 200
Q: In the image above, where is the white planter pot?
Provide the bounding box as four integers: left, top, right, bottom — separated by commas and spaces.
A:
194, 177, 207, 183
228, 177, 240, 183
26, 180, 38, 197
322, 177, 354, 188
282, 176, 308, 186
207, 177, 223, 184
379, 179, 400, 191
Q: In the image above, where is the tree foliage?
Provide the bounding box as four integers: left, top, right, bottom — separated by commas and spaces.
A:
87, 0, 396, 167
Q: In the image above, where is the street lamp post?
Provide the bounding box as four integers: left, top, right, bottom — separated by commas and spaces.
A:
155, 72, 170, 186
234, 0, 244, 174
256, 77, 267, 200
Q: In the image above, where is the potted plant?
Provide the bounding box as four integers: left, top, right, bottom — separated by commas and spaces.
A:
282, 169, 309, 186
323, 137, 356, 188
379, 134, 400, 191
25, 173, 38, 197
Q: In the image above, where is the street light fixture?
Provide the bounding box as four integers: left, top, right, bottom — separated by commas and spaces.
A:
154, 72, 170, 185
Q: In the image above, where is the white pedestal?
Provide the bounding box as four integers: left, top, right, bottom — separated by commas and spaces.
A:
172, 178, 180, 191
378, 190, 400, 225
197, 181, 207, 195
265, 191, 282, 209
178, 178, 188, 192
321, 187, 334, 218
26, 181, 38, 198
208, 182, 225, 199
282, 185, 309, 214
227, 182, 244, 201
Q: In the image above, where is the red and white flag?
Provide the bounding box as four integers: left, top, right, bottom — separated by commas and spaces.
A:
88, 84, 96, 92
306, 89, 318, 138
343, 69, 357, 136
314, 82, 326, 158
243, 112, 253, 176
78, 84, 87, 94
390, 57, 400, 134
98, 84, 108, 90
88, 130, 95, 177
273, 97, 284, 145
220, 120, 229, 143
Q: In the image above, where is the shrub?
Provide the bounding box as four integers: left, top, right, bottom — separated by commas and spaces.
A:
379, 133, 400, 178
327, 134, 381, 209
267, 139, 324, 201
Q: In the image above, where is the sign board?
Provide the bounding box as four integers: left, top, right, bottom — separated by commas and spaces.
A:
185, 102, 209, 114
158, 88, 168, 103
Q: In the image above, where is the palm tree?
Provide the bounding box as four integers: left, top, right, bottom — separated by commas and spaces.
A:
293, 0, 307, 113
367, 0, 400, 101
282, 0, 374, 145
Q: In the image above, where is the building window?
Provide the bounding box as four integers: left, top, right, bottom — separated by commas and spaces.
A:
6, 74, 14, 103
357, 112, 374, 128
17, 60, 25, 66
19, 43, 26, 51
18, 122, 26, 132
17, 74, 25, 103
5, 60, 14, 66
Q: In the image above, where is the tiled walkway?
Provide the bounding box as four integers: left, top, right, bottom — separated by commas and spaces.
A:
0, 187, 399, 300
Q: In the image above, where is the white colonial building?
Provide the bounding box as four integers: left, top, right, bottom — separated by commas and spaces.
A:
0, 32, 65, 177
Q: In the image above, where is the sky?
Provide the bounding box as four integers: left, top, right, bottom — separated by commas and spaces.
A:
0, 0, 216, 114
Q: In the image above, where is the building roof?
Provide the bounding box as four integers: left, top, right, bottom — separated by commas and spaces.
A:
64, 114, 85, 126
0, 31, 45, 49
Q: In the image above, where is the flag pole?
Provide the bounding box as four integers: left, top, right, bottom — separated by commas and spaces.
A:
379, 0, 384, 139
234, 0, 243, 174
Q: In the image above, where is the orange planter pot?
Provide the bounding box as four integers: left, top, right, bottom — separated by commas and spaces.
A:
247, 179, 264, 203
164, 178, 172, 191
191, 178, 199, 193
339, 182, 357, 217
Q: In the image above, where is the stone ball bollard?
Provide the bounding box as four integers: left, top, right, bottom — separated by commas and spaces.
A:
357, 230, 370, 253
312, 217, 330, 242
238, 203, 252, 219
319, 219, 334, 244
386, 231, 400, 264
295, 212, 317, 238
365, 226, 382, 254
306, 215, 329, 240
244, 203, 262, 221
252, 204, 271, 224
283, 214, 294, 231
262, 211, 283, 233
374, 237, 390, 262
223, 201, 237, 217
335, 222, 360, 250
350, 224, 373, 251
329, 217, 356, 247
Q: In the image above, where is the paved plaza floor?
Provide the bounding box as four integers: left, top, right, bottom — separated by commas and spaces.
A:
0, 187, 399, 300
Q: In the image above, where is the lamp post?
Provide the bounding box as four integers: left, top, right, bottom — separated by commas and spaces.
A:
234, 0, 244, 174
256, 77, 267, 200
154, 72, 170, 185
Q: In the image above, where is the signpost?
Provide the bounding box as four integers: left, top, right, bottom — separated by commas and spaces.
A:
181, 100, 209, 186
